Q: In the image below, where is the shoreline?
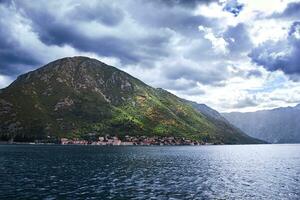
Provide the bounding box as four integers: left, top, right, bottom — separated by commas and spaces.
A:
0, 141, 279, 146
0, 141, 215, 146
1, 135, 221, 146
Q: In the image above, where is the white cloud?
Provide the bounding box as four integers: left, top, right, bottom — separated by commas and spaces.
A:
0, 75, 13, 89
249, 19, 291, 46
198, 26, 229, 54
239, 0, 293, 15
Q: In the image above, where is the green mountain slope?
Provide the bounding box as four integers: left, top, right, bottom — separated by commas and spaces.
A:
186, 101, 264, 144
0, 56, 263, 144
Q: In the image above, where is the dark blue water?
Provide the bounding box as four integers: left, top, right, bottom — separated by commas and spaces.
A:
0, 144, 299, 200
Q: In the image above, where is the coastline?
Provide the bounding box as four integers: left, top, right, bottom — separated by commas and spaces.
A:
0, 142, 216, 146
0, 135, 220, 146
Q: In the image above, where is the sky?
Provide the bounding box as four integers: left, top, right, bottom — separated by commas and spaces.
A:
0, 0, 300, 112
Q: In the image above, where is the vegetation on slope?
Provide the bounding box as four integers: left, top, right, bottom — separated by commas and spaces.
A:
0, 57, 263, 144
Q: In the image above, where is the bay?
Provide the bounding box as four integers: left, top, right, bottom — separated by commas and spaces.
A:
0, 144, 299, 199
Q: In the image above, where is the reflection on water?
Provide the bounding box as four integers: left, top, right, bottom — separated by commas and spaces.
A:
0, 144, 299, 199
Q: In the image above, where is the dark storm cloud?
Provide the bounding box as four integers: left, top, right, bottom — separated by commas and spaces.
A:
233, 97, 257, 108
246, 70, 263, 78
0, 9, 41, 75
289, 21, 300, 36
153, 0, 217, 8
0, 0, 215, 86
0, 0, 239, 91
0, 0, 221, 87
224, 23, 252, 53
13, 1, 173, 65
68, 4, 125, 26
128, 0, 213, 37
273, 2, 300, 18
0, 50, 40, 76
163, 63, 228, 85
249, 21, 300, 76
0, 0, 15, 6
223, 0, 244, 17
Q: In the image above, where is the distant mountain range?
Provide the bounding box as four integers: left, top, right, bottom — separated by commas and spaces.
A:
0, 56, 263, 144
223, 104, 300, 143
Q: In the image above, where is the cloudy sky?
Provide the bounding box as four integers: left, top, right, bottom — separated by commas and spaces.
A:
1, 0, 300, 112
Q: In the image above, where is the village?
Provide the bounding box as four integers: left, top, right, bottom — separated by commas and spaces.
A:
60, 135, 210, 146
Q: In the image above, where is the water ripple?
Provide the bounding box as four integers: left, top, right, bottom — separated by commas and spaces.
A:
0, 144, 299, 199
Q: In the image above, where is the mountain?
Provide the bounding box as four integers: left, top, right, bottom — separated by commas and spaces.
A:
0, 56, 262, 144
222, 105, 300, 143
185, 101, 262, 143
187, 102, 229, 122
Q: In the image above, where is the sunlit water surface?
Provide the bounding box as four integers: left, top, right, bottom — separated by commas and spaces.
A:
0, 144, 299, 199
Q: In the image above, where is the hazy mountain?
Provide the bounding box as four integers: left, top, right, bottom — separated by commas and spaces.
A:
185, 101, 260, 143
223, 105, 300, 143
0, 56, 263, 144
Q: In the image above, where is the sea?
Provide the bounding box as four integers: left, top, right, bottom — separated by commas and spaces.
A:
0, 144, 299, 199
